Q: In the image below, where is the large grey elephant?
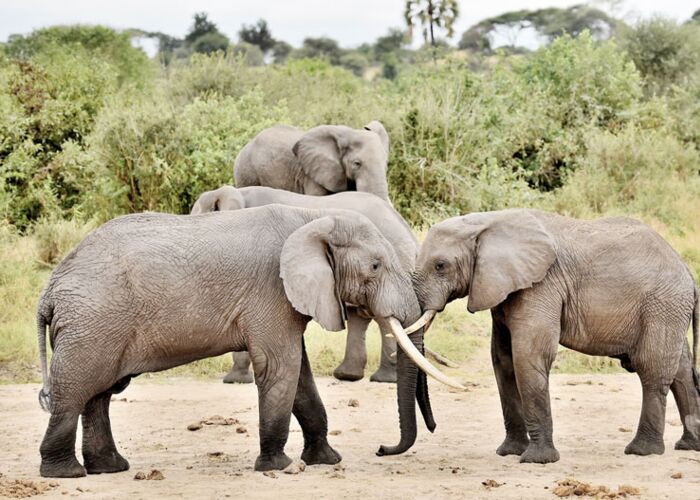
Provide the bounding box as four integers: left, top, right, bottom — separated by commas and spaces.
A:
233, 121, 390, 199
191, 185, 416, 384
36, 205, 462, 478
412, 209, 700, 463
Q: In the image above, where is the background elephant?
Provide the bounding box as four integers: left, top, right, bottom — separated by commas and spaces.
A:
234, 121, 390, 199
191, 185, 416, 384
36, 204, 459, 478
413, 208, 700, 463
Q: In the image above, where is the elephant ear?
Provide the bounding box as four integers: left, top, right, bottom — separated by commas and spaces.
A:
363, 120, 390, 157
467, 211, 557, 313
280, 216, 345, 332
292, 125, 348, 193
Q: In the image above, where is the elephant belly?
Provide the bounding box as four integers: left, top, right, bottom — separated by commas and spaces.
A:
559, 301, 638, 357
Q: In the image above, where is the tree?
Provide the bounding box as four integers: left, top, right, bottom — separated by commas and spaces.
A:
239, 19, 276, 54
458, 4, 617, 53
185, 12, 219, 45
272, 41, 292, 63
296, 37, 342, 64
374, 28, 408, 58
404, 0, 459, 47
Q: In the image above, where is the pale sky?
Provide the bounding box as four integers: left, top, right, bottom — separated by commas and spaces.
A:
0, 0, 697, 47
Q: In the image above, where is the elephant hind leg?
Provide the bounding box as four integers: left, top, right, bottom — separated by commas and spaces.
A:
82, 392, 129, 474
333, 309, 370, 382
293, 341, 342, 465
671, 342, 700, 451
370, 322, 397, 383
223, 351, 255, 384
40, 411, 85, 478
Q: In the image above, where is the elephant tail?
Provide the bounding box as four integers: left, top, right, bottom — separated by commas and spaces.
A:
693, 286, 699, 395
37, 303, 53, 413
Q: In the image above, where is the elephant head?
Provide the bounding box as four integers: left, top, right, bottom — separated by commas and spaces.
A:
190, 186, 245, 214
292, 121, 390, 200
279, 213, 464, 456
413, 210, 557, 318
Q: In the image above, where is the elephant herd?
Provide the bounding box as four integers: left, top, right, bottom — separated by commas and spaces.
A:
36, 121, 700, 478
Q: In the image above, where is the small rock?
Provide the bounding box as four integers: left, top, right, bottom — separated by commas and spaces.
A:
334, 463, 346, 472
329, 430, 342, 436
671, 472, 682, 479
348, 399, 360, 407
482, 479, 504, 489
618, 427, 632, 433
134, 472, 146, 480
262, 471, 277, 479
283, 460, 306, 475
236, 426, 247, 434
147, 470, 165, 480
187, 423, 202, 431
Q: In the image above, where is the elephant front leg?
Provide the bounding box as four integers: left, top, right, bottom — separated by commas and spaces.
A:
670, 342, 700, 451
223, 351, 255, 384
82, 392, 129, 474
511, 324, 560, 464
249, 337, 302, 471
333, 309, 371, 381
491, 320, 529, 456
294, 342, 342, 465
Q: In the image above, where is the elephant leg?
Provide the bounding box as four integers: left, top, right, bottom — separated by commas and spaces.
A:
510, 321, 560, 464
293, 341, 342, 465
82, 391, 129, 474
334, 309, 371, 381
491, 318, 529, 456
624, 377, 669, 455
40, 411, 85, 478
370, 322, 397, 383
671, 342, 700, 451
248, 333, 303, 471
223, 351, 254, 384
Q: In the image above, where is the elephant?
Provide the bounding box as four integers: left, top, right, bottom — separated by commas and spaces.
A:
233, 121, 390, 200
412, 208, 700, 464
36, 204, 464, 478
191, 185, 417, 384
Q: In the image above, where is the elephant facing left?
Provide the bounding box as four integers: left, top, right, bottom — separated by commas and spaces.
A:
36, 205, 462, 478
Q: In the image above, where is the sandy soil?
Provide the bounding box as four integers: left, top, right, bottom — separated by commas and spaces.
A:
1, 374, 699, 499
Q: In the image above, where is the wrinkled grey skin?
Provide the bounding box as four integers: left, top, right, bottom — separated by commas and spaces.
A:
414, 209, 700, 464
192, 186, 417, 384
234, 121, 390, 200
36, 205, 433, 478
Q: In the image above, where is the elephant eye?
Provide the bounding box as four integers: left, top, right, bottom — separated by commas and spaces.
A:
352, 159, 362, 168
435, 261, 445, 273
371, 261, 381, 272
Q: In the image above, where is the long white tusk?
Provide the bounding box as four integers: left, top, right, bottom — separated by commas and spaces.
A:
403, 310, 436, 334
388, 317, 466, 391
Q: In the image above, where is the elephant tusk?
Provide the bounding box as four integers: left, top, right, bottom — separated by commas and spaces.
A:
403, 310, 436, 334
388, 317, 466, 391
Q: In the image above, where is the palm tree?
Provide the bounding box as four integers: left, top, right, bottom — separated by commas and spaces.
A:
404, 0, 460, 46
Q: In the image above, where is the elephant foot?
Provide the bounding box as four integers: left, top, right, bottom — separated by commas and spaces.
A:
254, 452, 292, 471
223, 369, 254, 384
333, 362, 364, 382
40, 455, 87, 478
624, 436, 665, 456
496, 435, 529, 456
675, 432, 700, 451
519, 443, 560, 464
301, 440, 342, 465
369, 366, 397, 383
84, 450, 130, 474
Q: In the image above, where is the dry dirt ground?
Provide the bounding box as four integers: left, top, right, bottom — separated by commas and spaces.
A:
1, 374, 699, 499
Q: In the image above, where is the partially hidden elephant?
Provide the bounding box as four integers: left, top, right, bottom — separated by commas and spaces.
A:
37, 204, 464, 478
233, 121, 390, 199
191, 185, 416, 384
412, 208, 700, 463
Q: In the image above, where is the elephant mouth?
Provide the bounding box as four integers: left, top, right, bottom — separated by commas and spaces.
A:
346, 178, 357, 191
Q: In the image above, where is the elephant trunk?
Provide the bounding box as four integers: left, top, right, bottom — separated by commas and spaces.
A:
376, 329, 423, 456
